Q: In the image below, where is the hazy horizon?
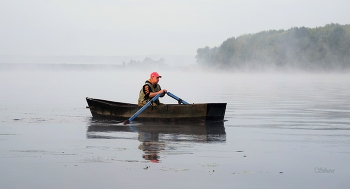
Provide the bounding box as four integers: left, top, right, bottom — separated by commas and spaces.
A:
1, 0, 349, 57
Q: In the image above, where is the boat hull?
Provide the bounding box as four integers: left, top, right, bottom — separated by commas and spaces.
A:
86, 97, 226, 122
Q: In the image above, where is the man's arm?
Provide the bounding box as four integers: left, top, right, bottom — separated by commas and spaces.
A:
150, 89, 167, 98
143, 85, 167, 98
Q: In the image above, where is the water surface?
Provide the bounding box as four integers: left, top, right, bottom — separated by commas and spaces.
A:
1, 68, 350, 188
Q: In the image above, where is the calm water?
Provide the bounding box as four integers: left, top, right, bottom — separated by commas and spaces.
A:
1, 68, 350, 188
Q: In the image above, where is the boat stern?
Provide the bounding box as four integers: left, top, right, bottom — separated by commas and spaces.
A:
206, 103, 227, 121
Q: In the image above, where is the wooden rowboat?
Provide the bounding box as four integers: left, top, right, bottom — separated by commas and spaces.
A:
86, 97, 226, 122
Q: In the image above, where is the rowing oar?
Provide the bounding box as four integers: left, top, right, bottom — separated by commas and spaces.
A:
166, 92, 189, 104
124, 93, 162, 124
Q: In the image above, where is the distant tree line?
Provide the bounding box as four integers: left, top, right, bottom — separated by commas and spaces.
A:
196, 23, 350, 71
124, 57, 168, 68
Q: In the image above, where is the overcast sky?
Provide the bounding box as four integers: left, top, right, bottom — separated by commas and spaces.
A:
1, 0, 349, 56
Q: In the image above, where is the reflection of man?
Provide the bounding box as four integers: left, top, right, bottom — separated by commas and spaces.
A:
138, 72, 167, 106
140, 142, 160, 163
138, 132, 165, 163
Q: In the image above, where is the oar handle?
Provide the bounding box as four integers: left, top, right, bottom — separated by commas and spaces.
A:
166, 92, 189, 104
124, 93, 162, 124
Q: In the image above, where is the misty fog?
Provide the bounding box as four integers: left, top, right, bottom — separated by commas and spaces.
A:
1, 0, 350, 188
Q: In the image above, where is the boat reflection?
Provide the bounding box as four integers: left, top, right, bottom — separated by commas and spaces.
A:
87, 120, 226, 163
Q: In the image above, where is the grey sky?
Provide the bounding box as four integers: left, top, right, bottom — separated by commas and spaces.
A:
1, 0, 349, 56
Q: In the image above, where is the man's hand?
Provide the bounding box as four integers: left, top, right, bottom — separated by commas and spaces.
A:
159, 89, 167, 97
159, 89, 167, 94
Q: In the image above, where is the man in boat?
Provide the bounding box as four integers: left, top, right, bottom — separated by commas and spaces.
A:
138, 72, 167, 106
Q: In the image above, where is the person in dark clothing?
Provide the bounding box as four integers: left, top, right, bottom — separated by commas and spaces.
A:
138, 72, 167, 106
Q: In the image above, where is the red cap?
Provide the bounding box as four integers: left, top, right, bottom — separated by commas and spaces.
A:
150, 72, 161, 78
